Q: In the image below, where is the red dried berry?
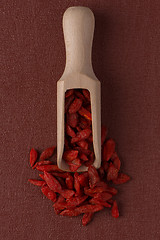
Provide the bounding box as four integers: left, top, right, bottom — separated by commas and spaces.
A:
111, 152, 121, 171
67, 112, 78, 128
66, 195, 88, 208
44, 171, 62, 193
65, 89, 74, 98
88, 166, 100, 188
68, 98, 83, 114
28, 179, 45, 187
89, 198, 111, 208
78, 173, 89, 187
65, 94, 75, 112
82, 212, 94, 226
40, 146, 55, 161
66, 175, 74, 190
68, 158, 81, 172
78, 107, 92, 121
41, 185, 57, 202
103, 139, 116, 161
112, 173, 130, 185
79, 117, 90, 129
30, 148, 38, 167
36, 160, 53, 166
111, 200, 119, 218
74, 90, 86, 101
107, 163, 119, 181
79, 153, 88, 161
63, 150, 79, 162
82, 89, 90, 101
77, 140, 88, 150
74, 172, 81, 196
71, 129, 91, 143
84, 152, 95, 167
66, 124, 76, 137
36, 164, 63, 172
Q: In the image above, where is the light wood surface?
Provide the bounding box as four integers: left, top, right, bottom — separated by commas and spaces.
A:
57, 6, 101, 171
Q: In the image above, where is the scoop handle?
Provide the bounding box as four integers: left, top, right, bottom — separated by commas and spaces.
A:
63, 6, 95, 76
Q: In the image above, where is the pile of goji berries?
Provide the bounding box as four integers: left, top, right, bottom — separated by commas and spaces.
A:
63, 89, 93, 171
28, 89, 130, 226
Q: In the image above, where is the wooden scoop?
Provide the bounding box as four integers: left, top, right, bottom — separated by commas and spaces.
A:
57, 6, 101, 171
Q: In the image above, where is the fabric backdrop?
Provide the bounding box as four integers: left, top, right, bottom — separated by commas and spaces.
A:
1, 0, 160, 239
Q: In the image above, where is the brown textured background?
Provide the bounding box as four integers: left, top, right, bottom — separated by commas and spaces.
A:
1, 0, 160, 239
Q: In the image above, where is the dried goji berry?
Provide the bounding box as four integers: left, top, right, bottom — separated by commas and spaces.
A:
103, 139, 116, 161
111, 152, 121, 171
82, 212, 94, 226
107, 163, 119, 181
79, 153, 88, 161
36, 164, 63, 172
88, 166, 100, 188
93, 192, 112, 201
65, 89, 74, 98
76, 126, 82, 132
84, 152, 95, 167
66, 195, 88, 208
95, 181, 108, 189
82, 89, 90, 101
41, 185, 57, 202
89, 198, 111, 208
106, 187, 118, 195
28, 179, 45, 187
68, 158, 81, 172
71, 129, 91, 143
39, 174, 45, 180
78, 172, 89, 187
30, 148, 38, 168
79, 117, 90, 129
63, 150, 79, 162
78, 107, 92, 121
40, 146, 55, 161
84, 186, 108, 196
65, 94, 74, 112
74, 172, 81, 196
66, 174, 74, 190
60, 209, 80, 217
53, 198, 67, 211
56, 177, 66, 188
52, 172, 69, 179
74, 90, 86, 101
60, 204, 103, 216
66, 124, 76, 137
112, 173, 130, 184
66, 112, 78, 128
60, 189, 75, 199
77, 140, 88, 150
44, 171, 62, 193
36, 160, 53, 166
68, 98, 83, 114
111, 200, 119, 218
75, 204, 104, 214
74, 147, 91, 156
